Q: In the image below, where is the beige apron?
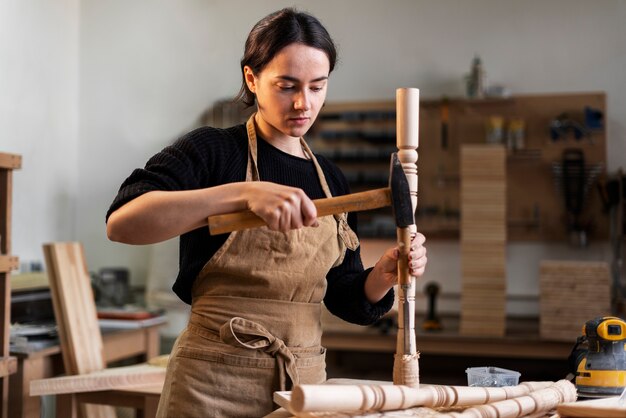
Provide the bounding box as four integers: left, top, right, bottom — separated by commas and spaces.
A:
156, 116, 358, 418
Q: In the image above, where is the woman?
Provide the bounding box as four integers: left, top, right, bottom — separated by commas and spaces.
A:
107, 8, 427, 417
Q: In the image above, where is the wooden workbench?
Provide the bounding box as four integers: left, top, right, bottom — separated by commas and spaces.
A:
322, 315, 572, 359
322, 313, 574, 385
8, 323, 162, 418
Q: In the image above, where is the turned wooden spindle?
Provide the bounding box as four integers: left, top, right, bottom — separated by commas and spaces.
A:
393, 87, 420, 387
439, 379, 577, 418
289, 381, 560, 413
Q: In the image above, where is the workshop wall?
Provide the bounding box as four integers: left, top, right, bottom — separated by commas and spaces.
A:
2, 1, 625, 315
0, 0, 80, 264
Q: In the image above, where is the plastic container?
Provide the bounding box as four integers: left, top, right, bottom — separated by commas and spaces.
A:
466, 367, 521, 387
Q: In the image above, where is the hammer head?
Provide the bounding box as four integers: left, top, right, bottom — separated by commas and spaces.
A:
390, 153, 415, 228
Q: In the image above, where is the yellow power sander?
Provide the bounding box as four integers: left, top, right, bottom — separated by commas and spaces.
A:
571, 316, 626, 397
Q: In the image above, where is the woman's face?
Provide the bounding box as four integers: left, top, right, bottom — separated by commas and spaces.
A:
244, 43, 330, 142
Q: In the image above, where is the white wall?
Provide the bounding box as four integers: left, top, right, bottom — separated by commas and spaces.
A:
2, 1, 625, 314
0, 0, 79, 265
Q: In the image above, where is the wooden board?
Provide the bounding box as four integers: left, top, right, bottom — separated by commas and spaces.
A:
42, 242, 116, 418
557, 396, 625, 417
0, 153, 21, 170
539, 260, 611, 342
30, 363, 165, 396
43, 243, 104, 376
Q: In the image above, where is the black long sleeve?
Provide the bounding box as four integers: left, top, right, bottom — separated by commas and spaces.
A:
107, 124, 393, 324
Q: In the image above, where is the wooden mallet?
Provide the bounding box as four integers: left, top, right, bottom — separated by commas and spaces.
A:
206, 153, 413, 236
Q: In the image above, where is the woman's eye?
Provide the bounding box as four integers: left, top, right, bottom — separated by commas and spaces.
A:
311, 86, 324, 92
278, 85, 294, 90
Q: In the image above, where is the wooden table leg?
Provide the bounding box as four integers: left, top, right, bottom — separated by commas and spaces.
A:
10, 354, 60, 418
141, 395, 160, 418
56, 394, 78, 418
145, 327, 160, 360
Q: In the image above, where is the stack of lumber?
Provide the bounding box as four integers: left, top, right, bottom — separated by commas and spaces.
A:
460, 145, 507, 337
539, 260, 611, 342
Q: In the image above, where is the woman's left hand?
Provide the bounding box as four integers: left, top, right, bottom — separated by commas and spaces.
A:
364, 232, 427, 304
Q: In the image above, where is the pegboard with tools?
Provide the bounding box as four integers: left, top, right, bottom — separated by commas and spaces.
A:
307, 92, 607, 242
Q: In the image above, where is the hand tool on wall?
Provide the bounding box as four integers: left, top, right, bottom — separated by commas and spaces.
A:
207, 153, 411, 235
550, 113, 589, 142
561, 148, 588, 246
393, 87, 420, 388
440, 97, 449, 150
422, 282, 442, 331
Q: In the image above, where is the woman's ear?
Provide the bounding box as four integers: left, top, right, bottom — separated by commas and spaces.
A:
243, 66, 257, 94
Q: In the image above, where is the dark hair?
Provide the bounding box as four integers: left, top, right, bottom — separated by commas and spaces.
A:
236, 8, 338, 106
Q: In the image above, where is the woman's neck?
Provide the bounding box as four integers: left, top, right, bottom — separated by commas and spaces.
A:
253, 113, 308, 158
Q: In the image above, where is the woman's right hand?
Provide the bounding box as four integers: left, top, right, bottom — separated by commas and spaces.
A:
242, 181, 318, 232
107, 181, 318, 245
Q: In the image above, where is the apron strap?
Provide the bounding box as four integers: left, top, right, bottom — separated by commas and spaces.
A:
220, 317, 300, 391
301, 139, 360, 251
245, 116, 260, 182
244, 113, 358, 252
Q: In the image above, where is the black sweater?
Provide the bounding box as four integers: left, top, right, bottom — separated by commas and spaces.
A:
106, 124, 394, 325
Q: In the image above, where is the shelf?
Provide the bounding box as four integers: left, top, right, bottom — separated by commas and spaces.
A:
1, 151, 21, 415
0, 255, 19, 273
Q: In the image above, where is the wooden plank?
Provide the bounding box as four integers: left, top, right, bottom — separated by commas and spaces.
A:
75, 386, 162, 410
0, 256, 18, 273
558, 396, 625, 417
29, 364, 166, 396
42, 242, 116, 418
43, 243, 104, 375
0, 153, 21, 170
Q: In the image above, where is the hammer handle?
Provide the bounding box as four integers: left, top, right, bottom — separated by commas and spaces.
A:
396, 227, 412, 286
208, 187, 391, 235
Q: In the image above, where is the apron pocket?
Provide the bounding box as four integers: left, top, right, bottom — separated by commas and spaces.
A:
165, 346, 278, 418
294, 347, 327, 385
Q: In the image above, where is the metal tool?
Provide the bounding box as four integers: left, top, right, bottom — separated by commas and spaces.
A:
207, 153, 412, 235
422, 282, 442, 331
